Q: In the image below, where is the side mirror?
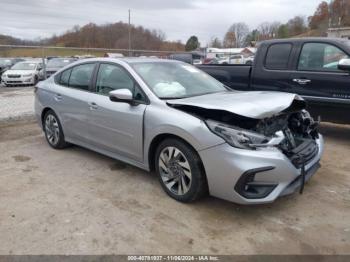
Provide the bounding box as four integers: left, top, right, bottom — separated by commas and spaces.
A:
109, 89, 134, 104
338, 58, 350, 71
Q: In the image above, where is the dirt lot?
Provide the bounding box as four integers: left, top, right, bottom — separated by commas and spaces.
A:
0, 120, 349, 255
0, 86, 34, 122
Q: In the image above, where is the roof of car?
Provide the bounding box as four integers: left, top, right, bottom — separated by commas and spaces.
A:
261, 37, 349, 44
79, 57, 177, 64
19, 60, 42, 63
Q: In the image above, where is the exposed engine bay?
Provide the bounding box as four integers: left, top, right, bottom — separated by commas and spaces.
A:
254, 111, 320, 168
169, 103, 320, 168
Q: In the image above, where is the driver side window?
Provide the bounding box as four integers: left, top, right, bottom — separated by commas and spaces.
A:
298, 43, 349, 72
96, 63, 146, 102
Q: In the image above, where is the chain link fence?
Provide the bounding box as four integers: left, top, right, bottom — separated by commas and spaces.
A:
0, 44, 183, 58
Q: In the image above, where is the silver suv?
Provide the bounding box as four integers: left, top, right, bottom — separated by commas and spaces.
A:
34, 58, 324, 205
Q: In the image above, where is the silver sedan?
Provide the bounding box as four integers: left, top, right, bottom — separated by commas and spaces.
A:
34, 58, 324, 205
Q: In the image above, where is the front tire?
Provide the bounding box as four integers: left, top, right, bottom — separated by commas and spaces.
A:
43, 110, 69, 149
155, 138, 208, 203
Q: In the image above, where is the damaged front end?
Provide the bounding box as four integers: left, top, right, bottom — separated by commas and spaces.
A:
167, 92, 323, 202
168, 98, 320, 169
258, 111, 320, 168
205, 110, 320, 167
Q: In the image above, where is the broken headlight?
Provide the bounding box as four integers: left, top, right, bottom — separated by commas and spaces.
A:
206, 120, 270, 149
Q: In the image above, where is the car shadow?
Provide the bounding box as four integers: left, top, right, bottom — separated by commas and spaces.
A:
63, 142, 307, 215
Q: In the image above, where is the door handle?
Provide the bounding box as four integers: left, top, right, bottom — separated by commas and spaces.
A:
89, 102, 98, 110
293, 79, 311, 85
54, 94, 62, 101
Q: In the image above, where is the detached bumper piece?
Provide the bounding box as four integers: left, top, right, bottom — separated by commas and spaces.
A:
280, 162, 321, 197
234, 166, 277, 199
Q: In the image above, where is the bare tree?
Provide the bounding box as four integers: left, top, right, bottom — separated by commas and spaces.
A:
257, 21, 281, 40
287, 16, 307, 36
223, 23, 249, 48
209, 36, 222, 48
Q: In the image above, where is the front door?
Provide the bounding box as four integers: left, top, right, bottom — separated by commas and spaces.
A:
87, 63, 148, 162
289, 42, 350, 123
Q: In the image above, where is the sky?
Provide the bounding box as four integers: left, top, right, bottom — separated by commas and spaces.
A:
0, 0, 325, 45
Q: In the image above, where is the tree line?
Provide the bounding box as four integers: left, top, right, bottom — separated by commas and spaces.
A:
0, 22, 185, 52
46, 22, 184, 51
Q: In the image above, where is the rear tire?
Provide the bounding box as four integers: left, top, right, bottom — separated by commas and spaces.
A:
43, 110, 69, 149
155, 138, 208, 203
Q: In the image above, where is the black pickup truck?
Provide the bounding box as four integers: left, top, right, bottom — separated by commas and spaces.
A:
198, 38, 350, 124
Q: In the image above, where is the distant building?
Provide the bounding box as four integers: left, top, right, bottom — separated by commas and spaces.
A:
327, 27, 350, 39
104, 53, 124, 58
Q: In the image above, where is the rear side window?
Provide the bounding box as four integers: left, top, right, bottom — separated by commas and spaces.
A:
265, 43, 292, 70
59, 68, 72, 86
68, 63, 95, 91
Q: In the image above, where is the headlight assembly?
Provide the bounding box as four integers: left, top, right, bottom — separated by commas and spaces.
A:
206, 119, 271, 150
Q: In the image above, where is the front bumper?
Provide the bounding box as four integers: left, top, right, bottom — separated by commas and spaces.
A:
1, 76, 35, 85
199, 135, 324, 205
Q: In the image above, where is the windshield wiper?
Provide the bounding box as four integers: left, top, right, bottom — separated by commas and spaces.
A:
160, 96, 187, 100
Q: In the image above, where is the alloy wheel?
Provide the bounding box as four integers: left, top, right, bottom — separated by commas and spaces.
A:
158, 146, 192, 196
45, 114, 60, 146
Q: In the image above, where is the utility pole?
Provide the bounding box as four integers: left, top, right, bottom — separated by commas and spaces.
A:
128, 9, 131, 57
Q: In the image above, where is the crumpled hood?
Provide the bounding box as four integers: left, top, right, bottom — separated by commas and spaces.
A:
167, 91, 306, 119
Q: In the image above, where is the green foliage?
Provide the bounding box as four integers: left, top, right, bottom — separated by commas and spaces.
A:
277, 25, 289, 38
185, 36, 200, 51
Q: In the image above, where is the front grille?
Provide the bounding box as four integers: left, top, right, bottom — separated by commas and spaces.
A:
8, 74, 21, 78
7, 81, 22, 83
288, 140, 318, 168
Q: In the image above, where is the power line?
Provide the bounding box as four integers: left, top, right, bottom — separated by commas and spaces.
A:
128, 9, 131, 57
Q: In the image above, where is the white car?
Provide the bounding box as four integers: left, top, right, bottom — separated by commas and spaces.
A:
229, 55, 254, 65
193, 59, 203, 65
1, 61, 43, 86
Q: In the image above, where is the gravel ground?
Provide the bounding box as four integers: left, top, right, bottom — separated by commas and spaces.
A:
0, 86, 35, 122
0, 120, 349, 255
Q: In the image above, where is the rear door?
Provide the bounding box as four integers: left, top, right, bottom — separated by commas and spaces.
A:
251, 42, 295, 93
289, 42, 350, 123
53, 63, 97, 143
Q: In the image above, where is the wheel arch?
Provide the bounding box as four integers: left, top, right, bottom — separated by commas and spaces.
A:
147, 133, 204, 173
41, 107, 53, 128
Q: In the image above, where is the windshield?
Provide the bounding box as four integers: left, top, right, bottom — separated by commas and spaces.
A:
11, 62, 37, 70
0, 59, 12, 66
131, 62, 227, 99
47, 58, 75, 68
